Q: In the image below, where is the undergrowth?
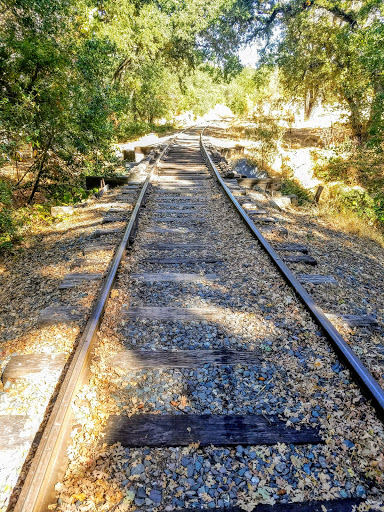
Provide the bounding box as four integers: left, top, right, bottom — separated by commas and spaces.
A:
0, 180, 18, 251
117, 122, 175, 142
316, 204, 384, 247
281, 178, 313, 205
313, 146, 384, 228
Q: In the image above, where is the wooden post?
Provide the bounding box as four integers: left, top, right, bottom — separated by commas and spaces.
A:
314, 185, 324, 203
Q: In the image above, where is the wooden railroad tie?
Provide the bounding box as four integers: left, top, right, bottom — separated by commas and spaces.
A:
130, 273, 218, 283
2, 353, 67, 382
275, 243, 309, 254
145, 227, 201, 234
251, 216, 276, 223
102, 216, 126, 224
158, 171, 209, 175
175, 499, 362, 512
114, 196, 134, 201
283, 254, 318, 266
144, 257, 222, 265
156, 183, 206, 187
103, 414, 323, 447
158, 175, 210, 180
108, 207, 131, 213
153, 203, 209, 208
259, 225, 289, 236
108, 349, 260, 370
38, 306, 85, 326
123, 306, 223, 322
93, 228, 123, 238
143, 243, 212, 250
151, 217, 206, 223
327, 314, 379, 328
83, 243, 115, 254
149, 208, 204, 214
154, 198, 209, 203
298, 274, 337, 285
59, 272, 103, 289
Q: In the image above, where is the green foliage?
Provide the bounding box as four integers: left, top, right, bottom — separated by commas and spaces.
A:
47, 184, 89, 205
312, 146, 384, 227
0, 209, 16, 250
117, 122, 174, 141
281, 179, 313, 205
177, 67, 226, 116
0, 181, 17, 250
326, 185, 384, 227
0, 181, 13, 206
243, 115, 284, 171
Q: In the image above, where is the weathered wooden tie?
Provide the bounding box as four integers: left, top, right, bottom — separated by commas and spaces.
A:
83, 243, 114, 254
145, 227, 200, 234
123, 306, 223, 322
298, 274, 337, 284
158, 175, 210, 180
251, 216, 276, 223
283, 254, 318, 265
2, 353, 67, 381
259, 225, 288, 235
130, 273, 217, 283
104, 414, 323, 447
145, 256, 222, 265
152, 216, 206, 222
149, 208, 204, 214
180, 499, 362, 512
143, 243, 211, 250
328, 314, 378, 328
0, 416, 32, 450
93, 228, 123, 238
275, 243, 309, 254
108, 349, 260, 370
38, 306, 85, 326
102, 216, 126, 224
59, 272, 103, 289
246, 209, 268, 215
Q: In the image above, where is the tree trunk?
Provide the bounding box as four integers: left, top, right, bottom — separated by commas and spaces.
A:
367, 80, 384, 138
27, 150, 48, 204
304, 87, 318, 121
344, 95, 365, 144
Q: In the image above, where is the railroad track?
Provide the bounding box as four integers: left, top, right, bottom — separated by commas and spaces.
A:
5, 128, 384, 511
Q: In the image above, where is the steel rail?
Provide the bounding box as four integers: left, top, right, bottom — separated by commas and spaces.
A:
200, 129, 384, 422
13, 139, 173, 512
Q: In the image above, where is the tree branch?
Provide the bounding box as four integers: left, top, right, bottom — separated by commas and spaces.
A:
250, 0, 357, 33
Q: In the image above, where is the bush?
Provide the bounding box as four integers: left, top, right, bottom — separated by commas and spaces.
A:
116, 121, 174, 142
326, 185, 384, 226
0, 180, 13, 206
0, 208, 16, 250
281, 178, 313, 205
46, 184, 89, 204
0, 181, 17, 250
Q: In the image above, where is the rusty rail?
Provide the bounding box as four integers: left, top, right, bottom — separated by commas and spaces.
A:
200, 129, 384, 422
13, 140, 172, 512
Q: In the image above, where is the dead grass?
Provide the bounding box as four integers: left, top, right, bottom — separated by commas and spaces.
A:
314, 204, 384, 248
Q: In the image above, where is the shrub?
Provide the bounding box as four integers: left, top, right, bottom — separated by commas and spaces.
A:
0, 180, 17, 250
0, 209, 16, 250
326, 184, 384, 227
281, 179, 313, 205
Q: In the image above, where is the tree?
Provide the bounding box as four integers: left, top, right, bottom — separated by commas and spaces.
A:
211, 0, 384, 144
